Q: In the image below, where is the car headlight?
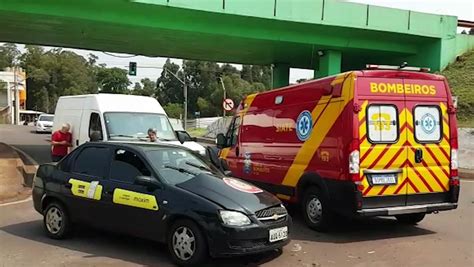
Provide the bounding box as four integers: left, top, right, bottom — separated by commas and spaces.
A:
219, 210, 251, 226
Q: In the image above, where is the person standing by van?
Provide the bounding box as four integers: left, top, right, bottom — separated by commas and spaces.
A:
51, 123, 72, 162
148, 128, 158, 142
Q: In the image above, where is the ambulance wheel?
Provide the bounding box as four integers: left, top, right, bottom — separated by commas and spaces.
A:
302, 186, 332, 231
168, 219, 208, 266
43, 201, 71, 239
396, 213, 425, 225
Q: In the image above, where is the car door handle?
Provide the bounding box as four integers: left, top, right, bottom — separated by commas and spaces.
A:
415, 148, 423, 163
65, 184, 72, 189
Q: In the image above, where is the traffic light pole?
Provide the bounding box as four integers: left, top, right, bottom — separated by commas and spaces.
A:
164, 68, 187, 130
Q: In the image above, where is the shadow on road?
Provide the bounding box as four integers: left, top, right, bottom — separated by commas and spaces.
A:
0, 220, 281, 267
287, 206, 436, 244
11, 145, 51, 165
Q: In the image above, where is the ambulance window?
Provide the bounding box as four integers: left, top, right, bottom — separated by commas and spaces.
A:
367, 105, 398, 143
414, 106, 441, 143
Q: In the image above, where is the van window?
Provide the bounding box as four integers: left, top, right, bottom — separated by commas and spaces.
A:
104, 112, 177, 141
414, 106, 441, 143
227, 116, 241, 146
89, 113, 103, 141
110, 149, 151, 184
367, 105, 398, 143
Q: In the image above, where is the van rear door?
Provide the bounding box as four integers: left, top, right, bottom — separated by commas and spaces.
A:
357, 77, 409, 208
404, 79, 451, 205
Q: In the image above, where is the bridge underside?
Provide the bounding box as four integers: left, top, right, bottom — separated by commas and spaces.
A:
0, 0, 454, 87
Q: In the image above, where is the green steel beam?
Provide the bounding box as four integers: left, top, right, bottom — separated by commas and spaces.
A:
315, 50, 342, 78
0, 0, 470, 76
272, 63, 290, 88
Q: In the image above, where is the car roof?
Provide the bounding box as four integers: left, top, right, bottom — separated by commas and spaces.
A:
81, 141, 190, 153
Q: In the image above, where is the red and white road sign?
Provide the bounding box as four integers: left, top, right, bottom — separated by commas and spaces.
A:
223, 98, 234, 111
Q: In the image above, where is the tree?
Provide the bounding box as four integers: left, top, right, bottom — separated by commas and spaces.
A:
157, 59, 184, 104
163, 103, 183, 118
461, 30, 467, 34
0, 43, 20, 69
96, 67, 131, 94
470, 28, 474, 35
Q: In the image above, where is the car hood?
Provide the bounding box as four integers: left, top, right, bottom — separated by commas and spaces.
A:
163, 140, 206, 155
38, 121, 53, 126
176, 173, 281, 214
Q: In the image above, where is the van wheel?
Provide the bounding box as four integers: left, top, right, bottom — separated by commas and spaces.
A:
396, 213, 425, 225
302, 186, 332, 231
43, 202, 71, 239
168, 219, 208, 266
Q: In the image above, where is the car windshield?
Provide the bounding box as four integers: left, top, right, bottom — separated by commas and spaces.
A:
146, 148, 215, 185
39, 115, 54, 122
104, 112, 177, 141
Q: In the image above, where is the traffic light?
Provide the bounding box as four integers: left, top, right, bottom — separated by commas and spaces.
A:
129, 62, 137, 76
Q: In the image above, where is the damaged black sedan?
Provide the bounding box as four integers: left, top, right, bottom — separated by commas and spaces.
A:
32, 142, 291, 266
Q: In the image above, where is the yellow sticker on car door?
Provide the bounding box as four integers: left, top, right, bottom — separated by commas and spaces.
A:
112, 188, 159, 211
68, 178, 103, 200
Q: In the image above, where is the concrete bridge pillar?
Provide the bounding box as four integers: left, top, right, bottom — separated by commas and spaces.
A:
272, 63, 290, 88
315, 50, 342, 78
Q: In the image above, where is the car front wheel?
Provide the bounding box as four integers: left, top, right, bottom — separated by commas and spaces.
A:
43, 201, 71, 239
168, 219, 208, 266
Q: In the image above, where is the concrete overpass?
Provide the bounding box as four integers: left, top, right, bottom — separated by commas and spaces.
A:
0, 0, 473, 87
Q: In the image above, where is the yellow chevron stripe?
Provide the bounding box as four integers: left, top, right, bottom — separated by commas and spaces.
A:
282, 72, 355, 187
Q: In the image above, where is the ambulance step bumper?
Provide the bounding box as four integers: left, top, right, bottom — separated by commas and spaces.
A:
357, 202, 457, 216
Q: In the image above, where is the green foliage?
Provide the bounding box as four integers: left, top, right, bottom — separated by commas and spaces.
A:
132, 78, 156, 96
96, 67, 131, 94
0, 43, 20, 69
163, 103, 184, 118
441, 50, 474, 121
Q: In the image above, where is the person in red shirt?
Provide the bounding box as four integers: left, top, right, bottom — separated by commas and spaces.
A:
51, 123, 72, 162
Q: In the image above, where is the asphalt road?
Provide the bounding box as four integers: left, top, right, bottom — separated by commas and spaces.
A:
0, 125, 473, 266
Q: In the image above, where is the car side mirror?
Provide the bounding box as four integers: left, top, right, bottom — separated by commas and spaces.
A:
134, 176, 161, 189
176, 130, 196, 144
216, 133, 227, 149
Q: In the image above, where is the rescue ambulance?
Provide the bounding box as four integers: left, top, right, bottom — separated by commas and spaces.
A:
216, 65, 460, 231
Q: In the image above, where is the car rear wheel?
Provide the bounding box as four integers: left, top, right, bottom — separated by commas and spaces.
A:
43, 201, 71, 239
168, 219, 208, 266
302, 186, 333, 232
396, 213, 426, 225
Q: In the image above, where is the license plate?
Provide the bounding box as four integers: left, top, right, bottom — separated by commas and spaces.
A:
269, 226, 288, 243
371, 174, 397, 185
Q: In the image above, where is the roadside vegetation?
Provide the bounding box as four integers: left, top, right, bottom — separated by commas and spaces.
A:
441, 50, 474, 127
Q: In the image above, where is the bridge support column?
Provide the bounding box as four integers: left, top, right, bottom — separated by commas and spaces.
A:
315, 50, 342, 78
272, 63, 290, 88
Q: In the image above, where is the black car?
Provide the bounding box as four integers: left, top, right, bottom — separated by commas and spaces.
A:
32, 142, 291, 266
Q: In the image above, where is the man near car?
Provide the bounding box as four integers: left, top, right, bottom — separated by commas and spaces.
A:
51, 123, 72, 162
148, 128, 158, 142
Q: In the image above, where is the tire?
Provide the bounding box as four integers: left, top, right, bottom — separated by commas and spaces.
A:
167, 219, 208, 266
301, 186, 333, 232
43, 201, 71, 239
396, 213, 426, 225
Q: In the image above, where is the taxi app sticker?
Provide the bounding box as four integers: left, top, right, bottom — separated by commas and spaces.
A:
223, 177, 263, 194
112, 188, 159, 211
68, 179, 103, 200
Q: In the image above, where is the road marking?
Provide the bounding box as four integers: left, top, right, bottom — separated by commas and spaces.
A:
0, 196, 32, 207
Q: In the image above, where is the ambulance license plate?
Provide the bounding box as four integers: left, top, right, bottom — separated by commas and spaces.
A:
371, 174, 397, 185
269, 226, 288, 243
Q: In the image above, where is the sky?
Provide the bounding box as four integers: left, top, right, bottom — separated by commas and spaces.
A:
13, 0, 474, 85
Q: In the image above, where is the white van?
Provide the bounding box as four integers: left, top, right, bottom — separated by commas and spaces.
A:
52, 94, 206, 155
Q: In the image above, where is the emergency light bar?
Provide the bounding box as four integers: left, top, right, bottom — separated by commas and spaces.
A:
366, 64, 430, 73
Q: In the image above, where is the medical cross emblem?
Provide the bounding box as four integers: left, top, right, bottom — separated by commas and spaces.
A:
421, 113, 436, 134
296, 110, 312, 141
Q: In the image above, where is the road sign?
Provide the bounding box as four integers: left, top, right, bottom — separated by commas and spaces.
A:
223, 98, 234, 111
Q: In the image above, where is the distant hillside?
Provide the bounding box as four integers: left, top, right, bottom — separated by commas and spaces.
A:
441, 50, 474, 123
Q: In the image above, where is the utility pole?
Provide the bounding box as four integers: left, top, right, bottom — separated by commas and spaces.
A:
13, 67, 20, 125
164, 68, 187, 130
219, 77, 226, 117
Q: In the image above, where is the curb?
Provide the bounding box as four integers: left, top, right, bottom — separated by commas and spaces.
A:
5, 144, 38, 187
